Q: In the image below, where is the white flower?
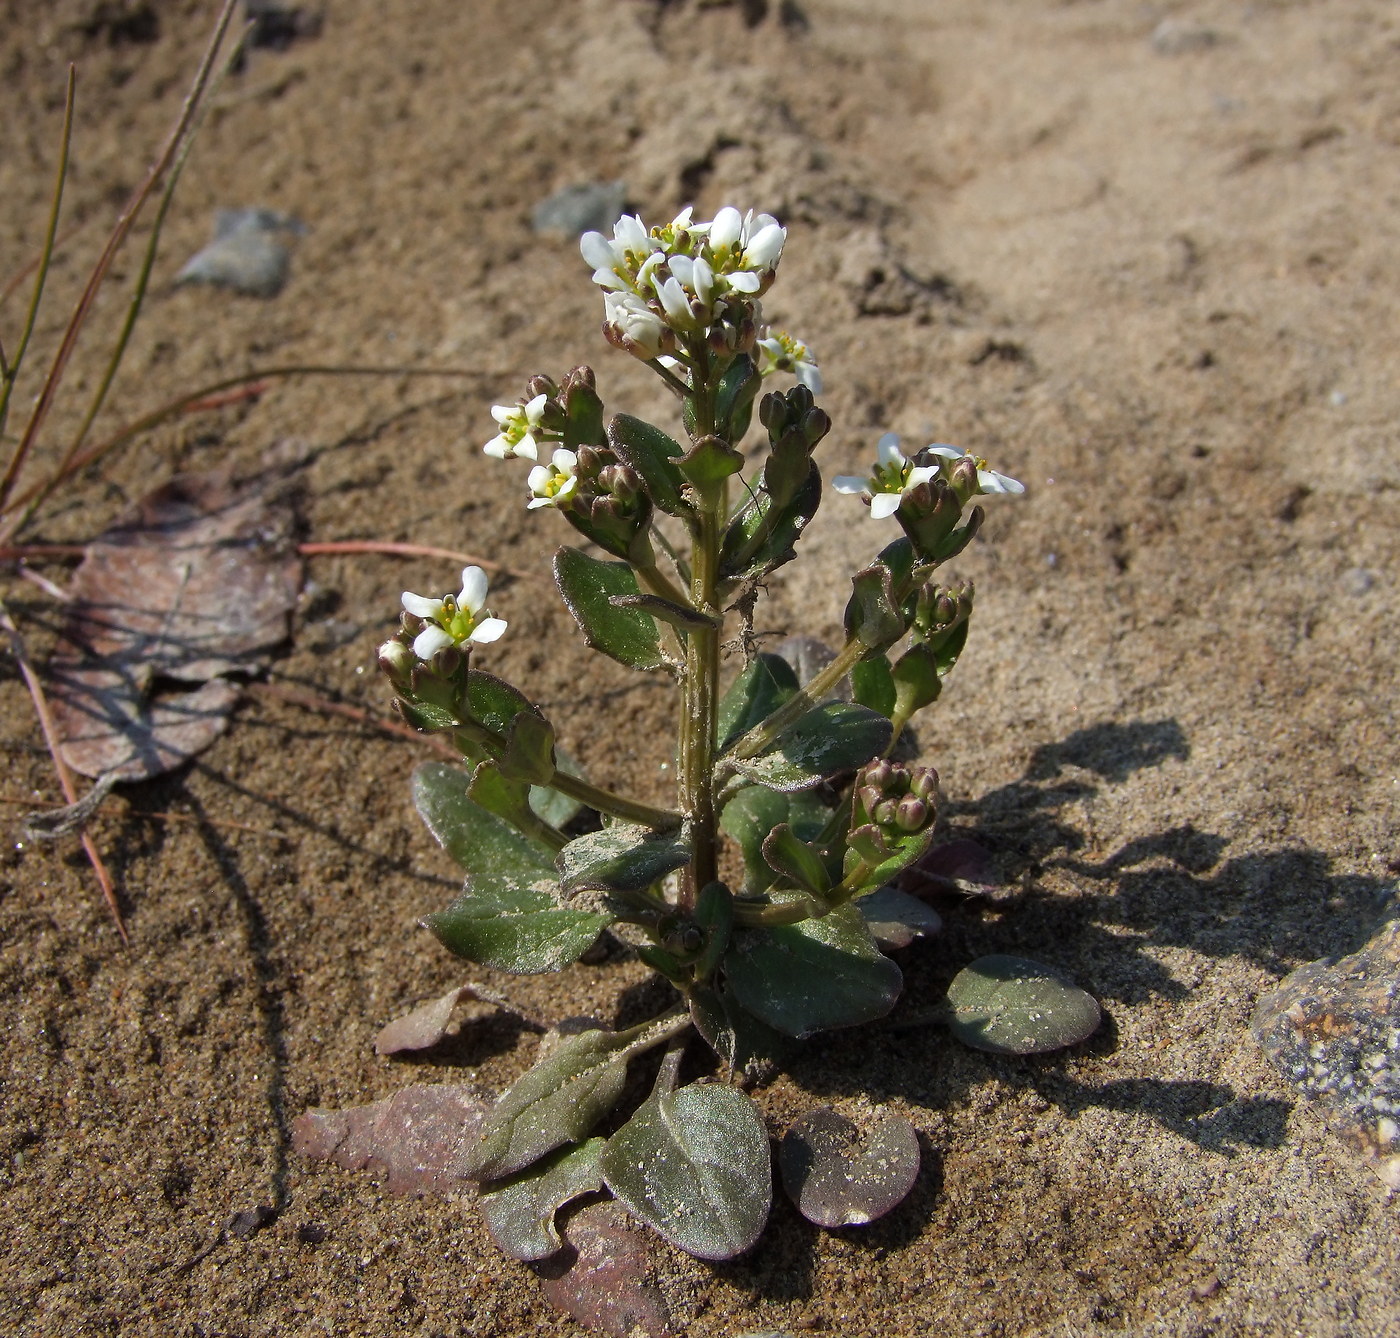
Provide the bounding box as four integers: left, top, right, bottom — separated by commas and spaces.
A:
756, 331, 822, 393
527, 448, 579, 510
484, 393, 549, 461
401, 566, 507, 659
603, 289, 668, 359
923, 444, 1025, 496
706, 206, 786, 278
832, 433, 939, 519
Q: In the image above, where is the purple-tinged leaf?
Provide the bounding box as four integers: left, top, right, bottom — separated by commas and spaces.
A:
292, 1083, 495, 1197
898, 837, 1007, 900
536, 1200, 674, 1337
855, 886, 943, 951
374, 982, 533, 1056
779, 1106, 920, 1228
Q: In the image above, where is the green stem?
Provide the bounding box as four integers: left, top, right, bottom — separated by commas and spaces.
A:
722, 636, 869, 766
731, 894, 825, 928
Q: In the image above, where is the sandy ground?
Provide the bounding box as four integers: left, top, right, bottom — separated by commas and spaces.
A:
1, 0, 1398, 1334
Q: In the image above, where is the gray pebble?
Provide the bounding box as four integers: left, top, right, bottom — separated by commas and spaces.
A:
532, 182, 628, 238
1340, 567, 1376, 596
176, 208, 307, 298
1150, 19, 1221, 56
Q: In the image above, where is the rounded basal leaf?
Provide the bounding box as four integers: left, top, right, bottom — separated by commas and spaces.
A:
479, 1138, 606, 1261
779, 1106, 921, 1228
945, 955, 1101, 1055
724, 904, 903, 1039
601, 1081, 771, 1260
855, 886, 943, 951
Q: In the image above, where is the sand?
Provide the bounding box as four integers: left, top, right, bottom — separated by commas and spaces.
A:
1, 0, 1397, 1333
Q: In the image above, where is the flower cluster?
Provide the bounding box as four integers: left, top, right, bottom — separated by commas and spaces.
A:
484, 394, 553, 462
580, 206, 787, 363
833, 433, 1023, 519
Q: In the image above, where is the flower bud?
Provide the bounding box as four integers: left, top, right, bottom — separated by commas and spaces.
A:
894, 794, 928, 833
525, 373, 559, 401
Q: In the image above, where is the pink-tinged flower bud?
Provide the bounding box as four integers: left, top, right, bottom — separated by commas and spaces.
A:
873, 798, 899, 828
894, 795, 929, 833
910, 767, 940, 805
525, 373, 558, 400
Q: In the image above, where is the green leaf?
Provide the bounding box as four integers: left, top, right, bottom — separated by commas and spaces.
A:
412, 761, 555, 879
850, 656, 896, 718
890, 644, 942, 716
464, 670, 535, 736
558, 822, 691, 896
843, 825, 936, 897
467, 760, 543, 835
610, 591, 717, 633
677, 434, 745, 498
718, 464, 821, 584
497, 711, 557, 786
600, 1081, 771, 1260
478, 1138, 606, 1261
693, 881, 735, 982
606, 413, 688, 516
529, 745, 586, 828
844, 562, 906, 654
719, 786, 832, 894
466, 1022, 667, 1180
716, 354, 761, 444
396, 698, 459, 732
718, 654, 799, 752
688, 982, 792, 1076
761, 823, 832, 897
424, 879, 612, 975
554, 547, 666, 673
724, 903, 903, 1038
731, 702, 892, 792
945, 955, 1101, 1055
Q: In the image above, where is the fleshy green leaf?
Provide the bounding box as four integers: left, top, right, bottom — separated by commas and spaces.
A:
467, 761, 545, 838
606, 413, 688, 516
718, 464, 821, 584
677, 434, 745, 498
601, 1081, 771, 1260
719, 786, 832, 894
945, 955, 1101, 1055
467, 1019, 676, 1180
558, 823, 691, 896
850, 656, 896, 719
554, 547, 666, 673
731, 703, 892, 792
497, 711, 557, 786
424, 879, 611, 975
529, 745, 586, 828
464, 670, 535, 735
479, 1138, 606, 1261
718, 654, 799, 752
397, 698, 459, 732
412, 762, 556, 879
761, 823, 832, 897
844, 561, 906, 654
610, 591, 717, 633
688, 981, 792, 1077
724, 903, 903, 1038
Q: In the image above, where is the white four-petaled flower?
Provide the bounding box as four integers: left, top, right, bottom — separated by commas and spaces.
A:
400, 566, 507, 660
756, 331, 822, 394
527, 449, 579, 510
484, 393, 549, 461
832, 433, 939, 519
922, 445, 1026, 496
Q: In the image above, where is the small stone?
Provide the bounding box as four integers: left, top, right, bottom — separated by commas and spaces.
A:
532, 182, 629, 238
1340, 568, 1375, 596
1150, 19, 1221, 56
176, 207, 307, 298
1251, 908, 1400, 1189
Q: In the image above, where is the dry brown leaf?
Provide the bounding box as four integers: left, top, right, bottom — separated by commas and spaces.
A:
292, 1082, 495, 1197
47, 469, 302, 779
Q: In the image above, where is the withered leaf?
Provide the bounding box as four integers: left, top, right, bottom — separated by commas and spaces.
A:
47, 469, 302, 779
373, 982, 530, 1055
779, 1105, 921, 1228
536, 1200, 673, 1338
292, 1082, 495, 1197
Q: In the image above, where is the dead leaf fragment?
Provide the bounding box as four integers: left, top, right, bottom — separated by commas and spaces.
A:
47, 470, 302, 779
292, 1082, 495, 1197
374, 982, 538, 1055
536, 1201, 673, 1338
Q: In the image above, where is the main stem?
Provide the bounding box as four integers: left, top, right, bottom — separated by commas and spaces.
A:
678, 356, 721, 911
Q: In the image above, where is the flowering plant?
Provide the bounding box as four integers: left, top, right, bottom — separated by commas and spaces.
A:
375, 207, 1094, 1261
